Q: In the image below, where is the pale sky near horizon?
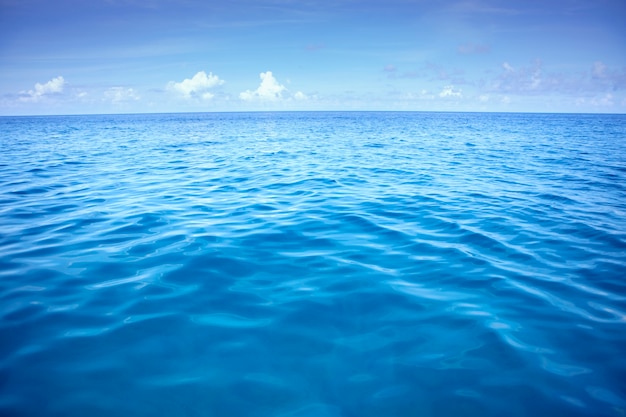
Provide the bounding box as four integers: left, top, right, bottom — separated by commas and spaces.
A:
1, 0, 625, 115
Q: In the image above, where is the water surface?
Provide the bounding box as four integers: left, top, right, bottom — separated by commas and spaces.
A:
1, 112, 625, 416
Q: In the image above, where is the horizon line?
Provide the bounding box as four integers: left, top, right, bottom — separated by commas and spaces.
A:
2, 109, 625, 118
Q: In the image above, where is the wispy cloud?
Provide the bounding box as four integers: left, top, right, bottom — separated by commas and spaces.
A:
592, 61, 607, 79
386, 62, 467, 84
386, 70, 419, 80
439, 85, 462, 98
168, 71, 224, 99
488, 60, 626, 97
576, 92, 618, 109
19, 76, 65, 102
490, 60, 544, 93
591, 93, 614, 107
104, 87, 140, 103
457, 42, 490, 55
590, 61, 626, 90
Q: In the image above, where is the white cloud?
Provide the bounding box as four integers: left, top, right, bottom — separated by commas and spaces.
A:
105, 87, 140, 103
35, 76, 65, 95
579, 93, 617, 107
591, 93, 614, 107
491, 60, 546, 94
591, 62, 626, 91
293, 91, 308, 100
396, 90, 436, 101
240, 71, 287, 101
20, 76, 65, 102
168, 71, 224, 99
439, 85, 462, 98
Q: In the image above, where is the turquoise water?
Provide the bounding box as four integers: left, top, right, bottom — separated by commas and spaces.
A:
1, 111, 625, 416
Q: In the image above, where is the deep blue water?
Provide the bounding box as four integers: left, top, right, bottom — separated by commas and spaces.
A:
1, 111, 625, 416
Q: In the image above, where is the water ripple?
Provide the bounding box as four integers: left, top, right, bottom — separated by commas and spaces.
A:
1, 112, 625, 416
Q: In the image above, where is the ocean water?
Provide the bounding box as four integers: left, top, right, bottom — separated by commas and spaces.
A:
1, 111, 625, 416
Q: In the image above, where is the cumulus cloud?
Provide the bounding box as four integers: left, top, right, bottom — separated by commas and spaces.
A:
168, 71, 224, 99
439, 85, 462, 98
20, 76, 65, 102
105, 87, 140, 103
240, 71, 287, 101
293, 91, 308, 100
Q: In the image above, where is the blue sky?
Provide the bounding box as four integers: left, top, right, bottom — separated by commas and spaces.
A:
1, 0, 625, 114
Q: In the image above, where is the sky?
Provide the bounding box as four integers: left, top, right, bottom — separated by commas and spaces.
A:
1, 0, 625, 115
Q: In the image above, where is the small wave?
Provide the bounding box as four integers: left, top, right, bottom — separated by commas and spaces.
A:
1, 111, 625, 417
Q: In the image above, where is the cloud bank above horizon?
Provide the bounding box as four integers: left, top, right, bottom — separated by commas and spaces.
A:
1, 0, 624, 114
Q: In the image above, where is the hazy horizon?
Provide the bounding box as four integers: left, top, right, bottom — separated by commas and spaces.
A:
2, 109, 626, 119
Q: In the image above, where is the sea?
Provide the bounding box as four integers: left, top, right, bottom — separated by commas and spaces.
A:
1, 111, 625, 417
